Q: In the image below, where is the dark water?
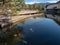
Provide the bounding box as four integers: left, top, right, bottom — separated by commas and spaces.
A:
0, 16, 60, 45
14, 17, 60, 45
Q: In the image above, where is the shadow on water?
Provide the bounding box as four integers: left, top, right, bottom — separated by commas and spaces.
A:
0, 24, 24, 45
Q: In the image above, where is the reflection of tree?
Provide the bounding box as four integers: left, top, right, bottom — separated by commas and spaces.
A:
33, 15, 43, 19
54, 19, 60, 25
20, 20, 25, 24
33, 16, 37, 19
0, 26, 24, 45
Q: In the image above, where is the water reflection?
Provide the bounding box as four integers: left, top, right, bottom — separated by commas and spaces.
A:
20, 20, 25, 24
54, 19, 60, 25
0, 16, 60, 45
16, 17, 60, 45
33, 16, 60, 26
0, 25, 24, 45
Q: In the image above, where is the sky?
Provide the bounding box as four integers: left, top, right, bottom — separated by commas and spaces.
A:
25, 0, 60, 4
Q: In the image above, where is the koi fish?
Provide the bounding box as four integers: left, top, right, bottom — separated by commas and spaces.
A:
30, 28, 34, 32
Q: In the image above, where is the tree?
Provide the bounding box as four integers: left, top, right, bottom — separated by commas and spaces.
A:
32, 4, 44, 11
0, 0, 25, 15
12, 0, 25, 15
13, 0, 25, 10
37, 5, 44, 11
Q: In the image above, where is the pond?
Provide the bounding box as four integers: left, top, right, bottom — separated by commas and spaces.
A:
0, 16, 60, 45
14, 17, 60, 45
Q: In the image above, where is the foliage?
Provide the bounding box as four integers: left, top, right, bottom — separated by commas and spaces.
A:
0, 0, 25, 15
0, 0, 44, 15
25, 3, 44, 11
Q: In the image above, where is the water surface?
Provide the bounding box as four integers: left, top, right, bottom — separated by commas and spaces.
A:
15, 17, 60, 45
